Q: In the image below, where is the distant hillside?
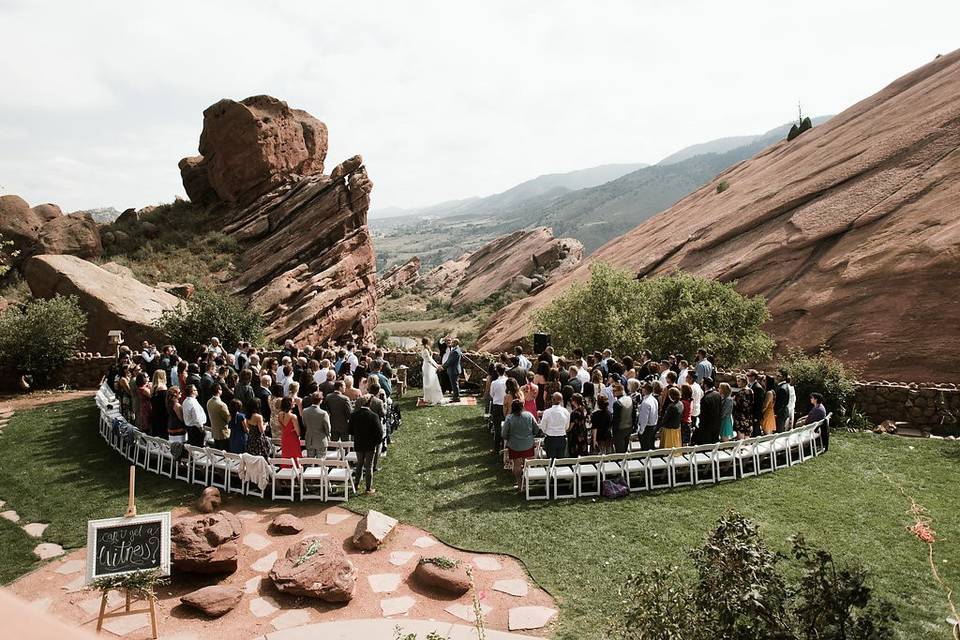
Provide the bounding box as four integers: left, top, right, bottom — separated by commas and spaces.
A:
74, 206, 122, 224
657, 117, 832, 165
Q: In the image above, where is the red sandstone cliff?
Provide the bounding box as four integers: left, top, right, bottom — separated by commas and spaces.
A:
478, 51, 960, 382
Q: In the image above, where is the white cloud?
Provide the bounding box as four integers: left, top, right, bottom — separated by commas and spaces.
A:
0, 0, 958, 212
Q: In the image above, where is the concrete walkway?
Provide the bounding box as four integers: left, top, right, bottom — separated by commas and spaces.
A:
258, 617, 541, 639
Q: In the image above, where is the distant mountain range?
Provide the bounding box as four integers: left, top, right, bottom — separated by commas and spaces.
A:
74, 206, 122, 223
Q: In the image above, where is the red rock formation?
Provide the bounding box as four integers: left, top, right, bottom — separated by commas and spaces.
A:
180, 97, 377, 346
479, 50, 960, 382
421, 227, 582, 305
375, 256, 421, 297
1, 196, 102, 268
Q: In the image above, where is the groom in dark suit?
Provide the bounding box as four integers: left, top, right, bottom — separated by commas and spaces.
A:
445, 338, 463, 402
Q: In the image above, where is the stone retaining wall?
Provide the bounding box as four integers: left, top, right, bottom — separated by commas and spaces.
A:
0, 355, 111, 391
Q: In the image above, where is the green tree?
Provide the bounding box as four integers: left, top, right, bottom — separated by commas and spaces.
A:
154, 288, 264, 358
0, 295, 87, 384
779, 347, 858, 417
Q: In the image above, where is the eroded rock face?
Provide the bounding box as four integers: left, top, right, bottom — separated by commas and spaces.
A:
352, 509, 397, 551
421, 227, 582, 305
0, 196, 103, 268
24, 255, 180, 354
181, 95, 328, 206
180, 585, 242, 617
376, 257, 421, 297
170, 511, 242, 574
269, 535, 356, 602
479, 50, 960, 382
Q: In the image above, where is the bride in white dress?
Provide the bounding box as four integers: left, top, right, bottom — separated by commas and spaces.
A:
420, 337, 445, 405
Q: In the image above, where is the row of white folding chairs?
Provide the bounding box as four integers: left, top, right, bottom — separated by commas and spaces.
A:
523, 417, 827, 500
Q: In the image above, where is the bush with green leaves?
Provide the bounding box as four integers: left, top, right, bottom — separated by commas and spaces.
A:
612, 510, 895, 640
153, 288, 264, 358
779, 347, 858, 418
532, 263, 774, 366
0, 295, 87, 383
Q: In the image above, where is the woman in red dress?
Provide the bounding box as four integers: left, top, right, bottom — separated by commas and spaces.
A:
277, 397, 302, 466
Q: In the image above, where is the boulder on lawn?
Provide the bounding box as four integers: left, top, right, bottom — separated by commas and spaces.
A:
412, 557, 471, 596
197, 487, 221, 513
352, 509, 398, 551
171, 511, 242, 574
179, 585, 242, 617
268, 513, 304, 535
269, 535, 356, 602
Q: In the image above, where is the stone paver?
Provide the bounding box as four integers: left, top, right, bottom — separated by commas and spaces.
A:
493, 579, 528, 597
389, 551, 416, 566
251, 550, 279, 573
326, 512, 350, 525
102, 612, 150, 635
29, 597, 52, 612
78, 590, 125, 616
271, 609, 312, 630
249, 596, 280, 618
446, 602, 492, 622
22, 522, 49, 538
55, 559, 85, 575
61, 576, 86, 592
367, 573, 403, 593
244, 575, 264, 594
473, 556, 502, 571
235, 510, 258, 520
1, 510, 20, 523
508, 606, 557, 631
412, 536, 437, 548
33, 542, 64, 560
243, 532, 272, 550
380, 596, 416, 617
262, 506, 288, 514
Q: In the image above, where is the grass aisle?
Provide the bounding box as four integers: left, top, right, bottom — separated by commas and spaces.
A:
0, 395, 957, 638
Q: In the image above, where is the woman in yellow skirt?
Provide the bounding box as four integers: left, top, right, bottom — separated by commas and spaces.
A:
761, 375, 777, 434
660, 386, 684, 449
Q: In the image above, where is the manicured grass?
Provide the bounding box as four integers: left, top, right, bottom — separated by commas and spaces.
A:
1, 394, 957, 639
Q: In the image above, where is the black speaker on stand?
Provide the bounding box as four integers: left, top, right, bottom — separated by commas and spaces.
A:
533, 333, 551, 354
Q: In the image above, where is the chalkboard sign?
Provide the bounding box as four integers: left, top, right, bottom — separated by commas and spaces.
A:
85, 512, 171, 583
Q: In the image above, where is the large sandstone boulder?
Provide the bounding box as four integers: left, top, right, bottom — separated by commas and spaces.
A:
31, 203, 62, 222
376, 256, 421, 297
170, 511, 242, 574
479, 49, 960, 382
24, 254, 179, 354
37, 213, 102, 259
0, 195, 45, 266
351, 509, 397, 551
269, 535, 356, 602
179, 585, 242, 617
412, 557, 471, 595
181, 95, 328, 206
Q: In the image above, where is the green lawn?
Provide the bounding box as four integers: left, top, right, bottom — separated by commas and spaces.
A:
1, 395, 958, 639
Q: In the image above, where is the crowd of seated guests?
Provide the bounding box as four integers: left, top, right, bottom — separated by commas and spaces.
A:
106, 337, 398, 495
487, 345, 829, 485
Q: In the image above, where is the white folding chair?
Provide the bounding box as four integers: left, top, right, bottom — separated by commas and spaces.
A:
691, 443, 719, 485
298, 457, 325, 500
524, 458, 551, 500
133, 433, 150, 469
151, 437, 174, 477
772, 432, 794, 470
753, 433, 778, 475
269, 458, 299, 501
737, 437, 759, 478
714, 440, 741, 482
599, 452, 626, 484
577, 455, 603, 497
341, 440, 357, 466
221, 451, 243, 493
551, 457, 579, 499
204, 447, 229, 490
173, 445, 191, 483
323, 459, 351, 501
239, 453, 266, 498
647, 448, 673, 490
623, 450, 652, 492
185, 444, 211, 486
669, 446, 697, 488
812, 414, 832, 456
324, 440, 346, 460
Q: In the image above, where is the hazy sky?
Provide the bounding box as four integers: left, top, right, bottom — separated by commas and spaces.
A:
1, 0, 958, 214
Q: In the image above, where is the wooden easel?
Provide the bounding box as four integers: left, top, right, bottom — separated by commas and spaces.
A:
95, 466, 160, 639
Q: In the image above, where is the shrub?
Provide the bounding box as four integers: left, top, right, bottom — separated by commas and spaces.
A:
716, 180, 729, 193
779, 347, 858, 418
154, 288, 264, 358
611, 510, 895, 640
375, 327, 393, 348
0, 295, 87, 384
533, 264, 774, 366
0, 232, 16, 278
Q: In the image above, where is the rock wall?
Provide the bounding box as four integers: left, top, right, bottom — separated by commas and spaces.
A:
0, 355, 112, 391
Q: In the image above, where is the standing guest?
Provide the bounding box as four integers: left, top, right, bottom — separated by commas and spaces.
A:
489, 365, 508, 446
255, 375, 273, 433
277, 397, 302, 465
501, 399, 538, 490
325, 381, 353, 442
748, 370, 766, 437
540, 392, 570, 459
761, 375, 777, 434
268, 383, 284, 441
568, 393, 589, 456
567, 366, 583, 394
637, 382, 659, 450
227, 399, 248, 454
774, 371, 791, 432
186, 363, 202, 397
696, 377, 722, 444
506, 356, 527, 387
804, 392, 829, 450
207, 384, 231, 450
533, 361, 550, 411
234, 369, 256, 413
200, 361, 218, 413
288, 381, 304, 422
660, 387, 684, 449
343, 375, 362, 401
182, 384, 207, 446
504, 378, 523, 419
786, 375, 797, 429
718, 383, 735, 442
522, 372, 539, 416
591, 395, 613, 453
611, 383, 634, 453
349, 398, 383, 495
150, 370, 169, 439
515, 345, 532, 371
166, 387, 187, 443
301, 392, 331, 458
245, 399, 270, 459
445, 338, 463, 402
733, 374, 754, 440
679, 383, 694, 444
694, 349, 714, 384
687, 371, 703, 433
135, 373, 152, 433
